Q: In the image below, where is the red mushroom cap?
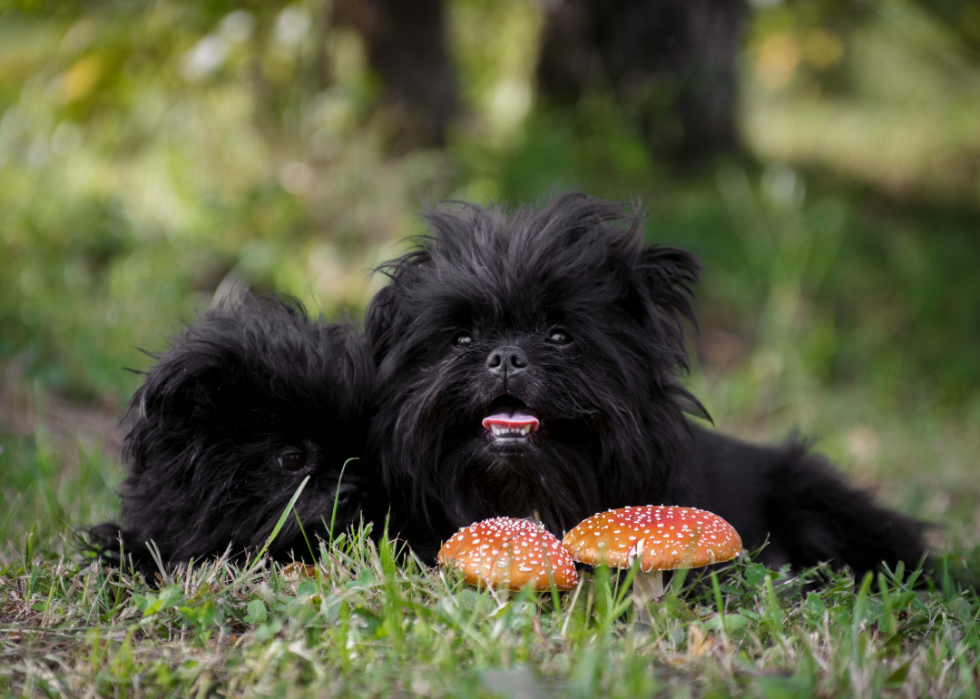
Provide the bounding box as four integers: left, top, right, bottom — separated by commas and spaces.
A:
439, 517, 579, 591
562, 506, 742, 572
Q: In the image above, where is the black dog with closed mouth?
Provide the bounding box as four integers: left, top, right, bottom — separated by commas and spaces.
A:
92, 295, 376, 574
366, 193, 928, 573
96, 193, 928, 581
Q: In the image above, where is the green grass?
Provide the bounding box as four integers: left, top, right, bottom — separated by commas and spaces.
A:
1, 484, 978, 698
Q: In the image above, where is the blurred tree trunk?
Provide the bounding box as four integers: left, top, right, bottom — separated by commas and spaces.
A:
537, 0, 748, 162
335, 0, 458, 149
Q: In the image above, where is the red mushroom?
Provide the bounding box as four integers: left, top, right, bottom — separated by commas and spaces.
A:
562, 506, 741, 622
439, 517, 578, 591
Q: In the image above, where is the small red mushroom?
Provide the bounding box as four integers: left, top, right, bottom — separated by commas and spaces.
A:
562, 505, 742, 623
439, 517, 578, 591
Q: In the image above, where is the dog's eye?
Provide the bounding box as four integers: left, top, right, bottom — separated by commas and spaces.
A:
454, 333, 473, 347
279, 450, 307, 473
547, 329, 571, 345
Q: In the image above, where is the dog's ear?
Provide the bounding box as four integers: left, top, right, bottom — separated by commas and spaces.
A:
122, 322, 245, 473
637, 244, 700, 322
365, 283, 397, 362
631, 244, 701, 365
367, 248, 431, 362
92, 307, 258, 573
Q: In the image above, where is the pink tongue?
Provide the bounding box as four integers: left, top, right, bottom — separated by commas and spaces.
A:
482, 410, 540, 431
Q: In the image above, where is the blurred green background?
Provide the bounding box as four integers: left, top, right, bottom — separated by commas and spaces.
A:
1, 0, 978, 559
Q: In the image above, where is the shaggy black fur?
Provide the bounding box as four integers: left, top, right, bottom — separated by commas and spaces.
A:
94, 193, 928, 583
366, 193, 929, 573
92, 295, 375, 575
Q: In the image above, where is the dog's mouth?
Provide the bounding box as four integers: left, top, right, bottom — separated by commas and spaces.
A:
481, 395, 540, 443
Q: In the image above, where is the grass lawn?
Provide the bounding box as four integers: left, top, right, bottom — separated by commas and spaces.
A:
1, 499, 978, 698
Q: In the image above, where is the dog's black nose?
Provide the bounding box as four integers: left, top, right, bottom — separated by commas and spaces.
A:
487, 345, 529, 376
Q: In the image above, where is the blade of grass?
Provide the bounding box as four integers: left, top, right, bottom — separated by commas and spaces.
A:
292, 509, 316, 562
711, 572, 728, 644
244, 475, 310, 578
329, 458, 356, 541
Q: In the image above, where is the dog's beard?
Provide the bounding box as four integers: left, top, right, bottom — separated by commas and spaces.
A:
439, 417, 604, 536
381, 369, 690, 540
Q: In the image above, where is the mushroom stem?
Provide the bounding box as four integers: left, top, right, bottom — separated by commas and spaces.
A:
632, 570, 664, 625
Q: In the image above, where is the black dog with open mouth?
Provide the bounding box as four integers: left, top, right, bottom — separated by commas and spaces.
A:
367, 193, 928, 575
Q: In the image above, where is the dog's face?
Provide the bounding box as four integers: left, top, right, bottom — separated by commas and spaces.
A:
102, 297, 376, 570
368, 194, 706, 537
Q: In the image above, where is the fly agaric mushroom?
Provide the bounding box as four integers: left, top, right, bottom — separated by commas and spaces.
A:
562, 506, 741, 623
439, 517, 578, 591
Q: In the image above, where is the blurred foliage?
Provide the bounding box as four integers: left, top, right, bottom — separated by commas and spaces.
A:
915, 0, 980, 58
745, 0, 980, 202
0, 0, 979, 521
